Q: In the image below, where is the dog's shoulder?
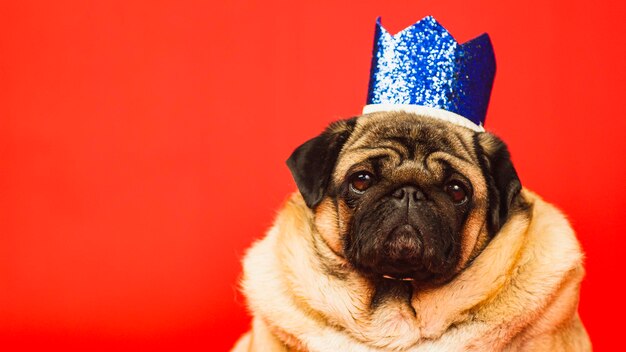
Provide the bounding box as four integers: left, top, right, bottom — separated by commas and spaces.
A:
520, 188, 584, 273
467, 188, 588, 349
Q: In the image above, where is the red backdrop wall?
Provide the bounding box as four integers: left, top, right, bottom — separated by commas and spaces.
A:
1, 1, 624, 351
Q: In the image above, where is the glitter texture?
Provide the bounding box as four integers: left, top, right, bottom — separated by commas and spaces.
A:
366, 16, 496, 127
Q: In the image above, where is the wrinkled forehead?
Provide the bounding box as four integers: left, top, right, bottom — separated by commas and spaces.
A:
333, 112, 480, 182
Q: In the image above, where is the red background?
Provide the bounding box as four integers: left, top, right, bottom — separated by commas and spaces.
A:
1, 1, 624, 351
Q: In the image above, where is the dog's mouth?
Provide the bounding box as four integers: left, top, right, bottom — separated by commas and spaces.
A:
382, 274, 414, 282
380, 270, 437, 282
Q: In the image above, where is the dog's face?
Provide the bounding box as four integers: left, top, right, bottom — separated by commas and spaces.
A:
287, 112, 521, 286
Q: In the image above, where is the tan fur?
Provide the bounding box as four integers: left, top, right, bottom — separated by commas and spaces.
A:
233, 190, 589, 351
233, 112, 590, 351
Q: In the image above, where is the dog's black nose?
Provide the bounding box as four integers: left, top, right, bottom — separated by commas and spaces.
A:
391, 185, 426, 204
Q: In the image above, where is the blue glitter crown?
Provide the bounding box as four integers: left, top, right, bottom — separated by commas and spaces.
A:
364, 16, 496, 131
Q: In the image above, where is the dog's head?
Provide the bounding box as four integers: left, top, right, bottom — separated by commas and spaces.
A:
287, 112, 522, 285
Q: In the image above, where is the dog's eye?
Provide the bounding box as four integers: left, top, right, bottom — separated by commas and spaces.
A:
444, 181, 468, 204
349, 171, 375, 194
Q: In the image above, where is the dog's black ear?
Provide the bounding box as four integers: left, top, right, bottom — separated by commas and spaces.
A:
476, 133, 522, 235
287, 118, 358, 208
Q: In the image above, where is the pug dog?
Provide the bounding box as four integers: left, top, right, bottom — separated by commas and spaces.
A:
232, 111, 590, 351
